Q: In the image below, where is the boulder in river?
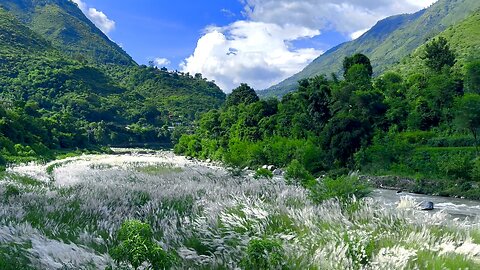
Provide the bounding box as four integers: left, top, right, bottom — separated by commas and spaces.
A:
273, 169, 283, 176
267, 165, 276, 171
419, 201, 434, 211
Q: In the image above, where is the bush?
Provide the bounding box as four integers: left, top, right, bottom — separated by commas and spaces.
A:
111, 220, 174, 269
471, 158, 480, 182
0, 154, 6, 170
310, 175, 371, 203
4, 184, 21, 201
284, 159, 315, 187
254, 168, 273, 179
241, 238, 284, 270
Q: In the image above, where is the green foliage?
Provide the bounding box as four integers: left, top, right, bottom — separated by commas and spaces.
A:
343, 53, 373, 78
455, 94, 480, 152
226, 83, 259, 107
284, 159, 315, 187
177, 49, 480, 199
0, 5, 225, 162
254, 168, 273, 179
111, 220, 174, 270
423, 37, 456, 72
465, 61, 480, 94
4, 184, 21, 201
1, 0, 134, 66
241, 238, 285, 270
310, 176, 371, 203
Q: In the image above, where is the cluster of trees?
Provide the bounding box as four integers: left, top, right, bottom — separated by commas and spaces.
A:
176, 38, 480, 198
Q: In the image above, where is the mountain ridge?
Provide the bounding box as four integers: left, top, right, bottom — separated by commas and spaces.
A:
0, 0, 135, 66
261, 0, 480, 98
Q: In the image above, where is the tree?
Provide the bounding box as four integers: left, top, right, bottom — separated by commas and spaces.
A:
454, 94, 480, 154
225, 83, 260, 107
465, 61, 480, 94
423, 37, 456, 72
343, 54, 373, 78
345, 64, 373, 90
322, 113, 371, 166
111, 220, 174, 270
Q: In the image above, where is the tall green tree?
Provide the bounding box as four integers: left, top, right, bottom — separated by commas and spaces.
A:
226, 83, 259, 107
455, 94, 480, 154
343, 54, 373, 78
423, 37, 456, 72
465, 61, 480, 94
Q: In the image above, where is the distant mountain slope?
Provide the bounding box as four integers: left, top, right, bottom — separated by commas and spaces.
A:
394, 9, 480, 75
261, 0, 480, 98
0, 8, 51, 53
0, 3, 225, 150
0, 0, 134, 65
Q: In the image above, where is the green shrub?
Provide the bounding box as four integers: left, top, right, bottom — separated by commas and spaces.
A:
310, 175, 371, 203
427, 136, 477, 147
0, 154, 6, 171
254, 168, 273, 179
438, 153, 473, 181
111, 220, 174, 269
4, 184, 21, 200
471, 158, 480, 181
284, 159, 315, 187
241, 238, 284, 270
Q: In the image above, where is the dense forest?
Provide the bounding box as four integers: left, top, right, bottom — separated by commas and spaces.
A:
0, 4, 225, 167
175, 36, 480, 199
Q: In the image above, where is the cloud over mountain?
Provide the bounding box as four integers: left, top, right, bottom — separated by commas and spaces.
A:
183, 0, 438, 92
72, 0, 115, 34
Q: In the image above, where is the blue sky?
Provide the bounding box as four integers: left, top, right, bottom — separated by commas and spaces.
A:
73, 0, 437, 92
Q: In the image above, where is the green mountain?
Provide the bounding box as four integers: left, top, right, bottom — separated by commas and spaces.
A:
261, 0, 480, 98
0, 0, 134, 65
0, 2, 225, 162
394, 9, 480, 75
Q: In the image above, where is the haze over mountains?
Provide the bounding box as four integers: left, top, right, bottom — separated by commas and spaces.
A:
261, 0, 480, 98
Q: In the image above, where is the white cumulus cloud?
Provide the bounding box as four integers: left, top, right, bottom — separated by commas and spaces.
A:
183, 0, 439, 92
153, 57, 171, 67
181, 21, 322, 92
241, 0, 439, 37
71, 0, 115, 35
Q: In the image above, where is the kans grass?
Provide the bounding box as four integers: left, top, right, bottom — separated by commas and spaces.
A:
1, 151, 480, 269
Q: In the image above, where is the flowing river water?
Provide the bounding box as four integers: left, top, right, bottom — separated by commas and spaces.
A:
372, 189, 480, 220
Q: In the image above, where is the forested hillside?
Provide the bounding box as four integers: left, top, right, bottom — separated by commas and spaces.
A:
176, 32, 480, 198
261, 0, 480, 98
0, 0, 134, 65
0, 2, 225, 167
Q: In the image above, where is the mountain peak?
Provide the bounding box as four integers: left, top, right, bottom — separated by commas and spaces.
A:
0, 0, 134, 66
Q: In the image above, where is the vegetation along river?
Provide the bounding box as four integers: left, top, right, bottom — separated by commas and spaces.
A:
2, 149, 480, 269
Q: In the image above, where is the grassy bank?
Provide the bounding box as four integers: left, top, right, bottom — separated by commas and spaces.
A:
357, 132, 480, 199
2, 155, 480, 269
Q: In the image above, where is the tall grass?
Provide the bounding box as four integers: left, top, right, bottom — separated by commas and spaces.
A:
1, 151, 480, 269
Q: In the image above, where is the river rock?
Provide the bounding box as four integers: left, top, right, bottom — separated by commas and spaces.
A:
206, 159, 211, 163
267, 165, 276, 171
273, 169, 283, 176
419, 201, 434, 211
262, 165, 268, 169
186, 156, 193, 160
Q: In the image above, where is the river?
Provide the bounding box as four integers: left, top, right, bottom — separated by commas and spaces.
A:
372, 188, 480, 220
